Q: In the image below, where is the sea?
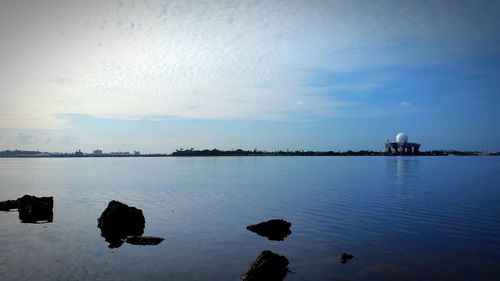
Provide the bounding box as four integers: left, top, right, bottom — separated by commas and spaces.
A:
0, 156, 499, 281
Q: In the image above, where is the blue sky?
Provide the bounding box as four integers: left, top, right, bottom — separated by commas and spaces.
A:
0, 0, 499, 152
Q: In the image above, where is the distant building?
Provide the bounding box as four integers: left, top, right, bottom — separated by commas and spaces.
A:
385, 132, 420, 155
134, 150, 140, 156
74, 149, 84, 156
93, 149, 103, 156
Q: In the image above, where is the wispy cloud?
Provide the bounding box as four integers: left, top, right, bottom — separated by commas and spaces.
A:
400, 101, 412, 107
16, 132, 38, 144
0, 130, 78, 151
1, 0, 499, 129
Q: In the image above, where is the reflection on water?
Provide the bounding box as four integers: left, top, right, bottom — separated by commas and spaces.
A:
0, 157, 499, 281
386, 156, 420, 185
339, 252, 354, 264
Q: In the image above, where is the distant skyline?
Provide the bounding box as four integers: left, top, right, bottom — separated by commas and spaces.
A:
1, 0, 499, 152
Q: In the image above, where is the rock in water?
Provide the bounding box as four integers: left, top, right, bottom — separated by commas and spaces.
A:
125, 236, 164, 246
246, 219, 292, 241
17, 195, 53, 223
339, 252, 354, 264
241, 250, 289, 281
97, 200, 145, 248
0, 199, 19, 211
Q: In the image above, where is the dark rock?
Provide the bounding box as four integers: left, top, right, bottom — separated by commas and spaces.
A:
339, 252, 354, 264
125, 236, 164, 246
0, 199, 19, 211
241, 250, 289, 281
246, 219, 292, 241
1, 195, 54, 223
97, 200, 145, 248
17, 195, 53, 223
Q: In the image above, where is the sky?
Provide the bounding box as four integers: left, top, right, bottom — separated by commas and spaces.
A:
0, 0, 499, 153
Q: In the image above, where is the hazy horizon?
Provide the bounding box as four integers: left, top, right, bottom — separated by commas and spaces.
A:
1, 0, 499, 152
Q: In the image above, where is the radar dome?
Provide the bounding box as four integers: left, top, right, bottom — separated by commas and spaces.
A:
396, 132, 408, 144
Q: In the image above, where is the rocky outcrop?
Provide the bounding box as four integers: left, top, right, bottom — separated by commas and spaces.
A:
0, 199, 18, 211
246, 219, 292, 241
339, 252, 354, 264
18, 195, 54, 223
97, 200, 146, 248
125, 236, 164, 246
241, 250, 289, 281
0, 195, 53, 223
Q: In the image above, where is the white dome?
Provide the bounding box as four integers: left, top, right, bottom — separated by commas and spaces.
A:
396, 132, 408, 144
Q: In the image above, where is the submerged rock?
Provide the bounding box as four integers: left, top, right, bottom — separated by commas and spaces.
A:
246, 219, 292, 241
339, 252, 354, 264
97, 200, 145, 248
0, 199, 19, 211
0, 195, 53, 223
241, 250, 289, 281
125, 236, 164, 246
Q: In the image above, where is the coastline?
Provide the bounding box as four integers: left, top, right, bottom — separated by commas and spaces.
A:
1, 153, 498, 158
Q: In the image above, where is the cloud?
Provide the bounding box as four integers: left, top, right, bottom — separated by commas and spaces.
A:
16, 132, 38, 144
400, 101, 412, 107
59, 135, 74, 146
0, 0, 499, 128
0, 130, 78, 151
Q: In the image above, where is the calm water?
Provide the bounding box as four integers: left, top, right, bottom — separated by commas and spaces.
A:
0, 156, 499, 281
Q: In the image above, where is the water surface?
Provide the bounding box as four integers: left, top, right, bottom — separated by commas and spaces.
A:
0, 156, 499, 280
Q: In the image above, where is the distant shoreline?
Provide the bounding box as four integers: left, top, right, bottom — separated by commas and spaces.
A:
1, 152, 498, 158
1, 148, 499, 158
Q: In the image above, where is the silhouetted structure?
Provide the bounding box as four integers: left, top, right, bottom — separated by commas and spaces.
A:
172, 148, 383, 156
385, 142, 420, 155
385, 132, 420, 155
